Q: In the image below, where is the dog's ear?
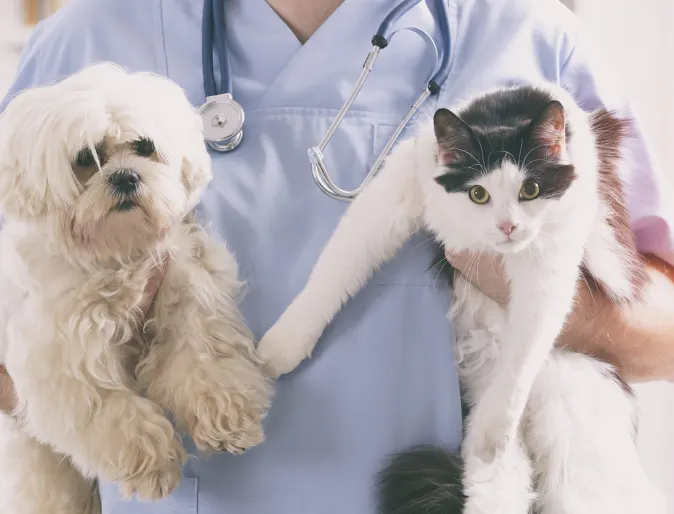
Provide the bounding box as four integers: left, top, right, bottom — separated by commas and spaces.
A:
180, 113, 213, 210
0, 84, 83, 221
0, 94, 50, 220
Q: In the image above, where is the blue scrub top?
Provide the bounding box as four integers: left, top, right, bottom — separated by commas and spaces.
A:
2, 0, 665, 513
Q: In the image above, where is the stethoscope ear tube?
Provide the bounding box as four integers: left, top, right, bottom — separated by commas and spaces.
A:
308, 0, 452, 202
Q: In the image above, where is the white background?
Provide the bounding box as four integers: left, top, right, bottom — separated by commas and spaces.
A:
0, 0, 672, 508
568, 0, 674, 507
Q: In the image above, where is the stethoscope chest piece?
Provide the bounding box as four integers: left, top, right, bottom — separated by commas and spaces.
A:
199, 93, 245, 152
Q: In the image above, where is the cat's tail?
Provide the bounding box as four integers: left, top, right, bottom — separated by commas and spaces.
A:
377, 444, 465, 514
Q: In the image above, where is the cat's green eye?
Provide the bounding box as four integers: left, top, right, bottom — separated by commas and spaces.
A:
519, 180, 540, 201
469, 185, 490, 204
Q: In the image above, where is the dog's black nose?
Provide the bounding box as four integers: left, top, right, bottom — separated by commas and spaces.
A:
108, 169, 140, 194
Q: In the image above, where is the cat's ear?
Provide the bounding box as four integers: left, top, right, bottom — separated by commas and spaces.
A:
433, 108, 479, 166
526, 100, 568, 160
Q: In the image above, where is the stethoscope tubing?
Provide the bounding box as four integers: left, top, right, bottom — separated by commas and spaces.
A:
309, 0, 452, 201
200, 0, 452, 203
203, 0, 232, 98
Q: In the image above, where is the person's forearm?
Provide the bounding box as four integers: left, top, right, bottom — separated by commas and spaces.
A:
446, 250, 674, 381
559, 254, 674, 381
0, 366, 16, 414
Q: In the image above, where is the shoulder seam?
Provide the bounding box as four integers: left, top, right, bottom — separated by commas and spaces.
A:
153, 0, 169, 76
559, 18, 581, 79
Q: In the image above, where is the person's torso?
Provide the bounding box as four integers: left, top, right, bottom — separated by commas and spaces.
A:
12, 0, 579, 512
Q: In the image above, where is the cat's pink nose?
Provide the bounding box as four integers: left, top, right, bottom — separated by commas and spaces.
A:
498, 221, 517, 236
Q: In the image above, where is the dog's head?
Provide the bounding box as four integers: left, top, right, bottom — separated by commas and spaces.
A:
0, 62, 212, 260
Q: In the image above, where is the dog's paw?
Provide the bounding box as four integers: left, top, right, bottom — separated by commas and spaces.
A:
188, 385, 269, 455
118, 432, 186, 501
185, 359, 272, 455
257, 312, 320, 378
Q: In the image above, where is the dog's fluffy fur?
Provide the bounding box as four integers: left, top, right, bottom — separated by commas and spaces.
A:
0, 63, 273, 513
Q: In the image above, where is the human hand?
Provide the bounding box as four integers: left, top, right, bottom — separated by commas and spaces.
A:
139, 258, 168, 317
0, 365, 16, 415
445, 249, 509, 306
0, 260, 167, 416
447, 249, 674, 382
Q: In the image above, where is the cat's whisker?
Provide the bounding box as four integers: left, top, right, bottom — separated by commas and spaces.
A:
579, 271, 596, 305
474, 248, 484, 286
525, 241, 541, 263
474, 136, 487, 172
464, 164, 484, 176
521, 157, 550, 170
433, 259, 449, 288
462, 251, 481, 295
450, 148, 485, 172
517, 138, 524, 165
426, 256, 449, 277
465, 249, 487, 313
468, 250, 483, 312
521, 143, 546, 167
493, 149, 518, 164
409, 235, 435, 254
487, 254, 501, 289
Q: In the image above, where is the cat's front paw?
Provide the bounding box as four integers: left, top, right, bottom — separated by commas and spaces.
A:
462, 439, 534, 514
257, 312, 320, 378
465, 393, 518, 463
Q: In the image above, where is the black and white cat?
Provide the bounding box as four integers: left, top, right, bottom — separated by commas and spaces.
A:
257, 83, 667, 513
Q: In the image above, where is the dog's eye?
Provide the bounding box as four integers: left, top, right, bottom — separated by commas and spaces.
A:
75, 148, 97, 167
133, 138, 155, 157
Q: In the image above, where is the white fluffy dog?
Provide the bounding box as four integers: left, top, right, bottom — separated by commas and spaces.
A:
0, 63, 273, 513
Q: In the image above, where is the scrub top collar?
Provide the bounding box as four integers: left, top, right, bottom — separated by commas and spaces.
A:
224, 0, 455, 112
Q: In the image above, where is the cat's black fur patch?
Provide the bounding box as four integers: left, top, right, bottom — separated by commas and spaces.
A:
377, 445, 465, 514
434, 86, 577, 200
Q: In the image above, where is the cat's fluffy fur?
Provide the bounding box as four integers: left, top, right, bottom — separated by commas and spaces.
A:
257, 83, 666, 513
0, 63, 273, 514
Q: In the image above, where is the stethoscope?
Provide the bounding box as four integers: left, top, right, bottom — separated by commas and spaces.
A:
199, 0, 452, 201
199, 0, 244, 152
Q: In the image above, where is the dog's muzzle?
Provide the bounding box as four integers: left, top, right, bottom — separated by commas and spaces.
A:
108, 169, 140, 195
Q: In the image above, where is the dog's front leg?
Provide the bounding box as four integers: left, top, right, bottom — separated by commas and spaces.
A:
139, 226, 273, 454
7, 307, 186, 502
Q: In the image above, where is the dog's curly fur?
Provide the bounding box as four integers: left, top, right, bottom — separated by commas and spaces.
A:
0, 63, 274, 513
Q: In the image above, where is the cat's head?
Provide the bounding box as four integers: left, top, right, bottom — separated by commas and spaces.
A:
429, 97, 577, 254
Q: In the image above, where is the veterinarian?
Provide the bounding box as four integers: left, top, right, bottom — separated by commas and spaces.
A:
1, 0, 674, 513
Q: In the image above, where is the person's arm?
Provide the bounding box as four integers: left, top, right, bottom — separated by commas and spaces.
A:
564, 254, 674, 381
0, 366, 16, 413
446, 251, 674, 381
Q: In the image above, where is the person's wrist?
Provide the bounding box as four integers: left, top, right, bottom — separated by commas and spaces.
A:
0, 365, 17, 415
445, 251, 509, 306
559, 279, 674, 382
